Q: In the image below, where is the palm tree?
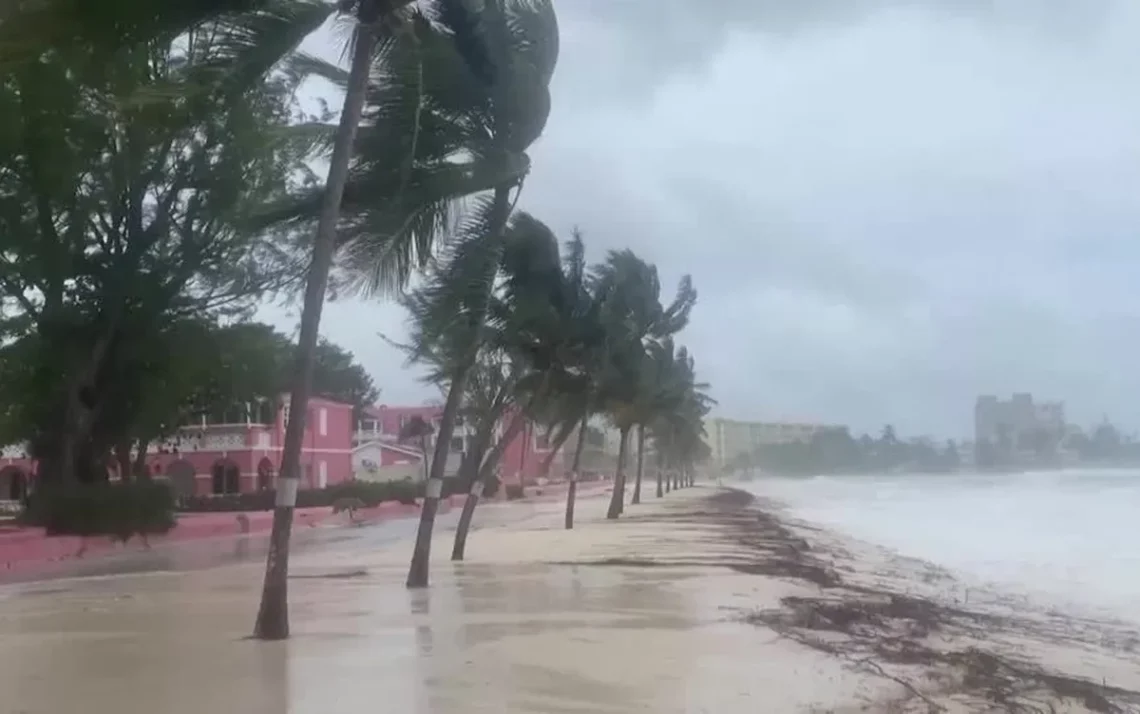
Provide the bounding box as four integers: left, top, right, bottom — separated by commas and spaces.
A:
255, 0, 551, 626
447, 214, 569, 559
254, 0, 425, 642
397, 0, 559, 589
625, 338, 695, 505
649, 345, 714, 493
592, 251, 696, 520
487, 226, 609, 530
485, 223, 607, 535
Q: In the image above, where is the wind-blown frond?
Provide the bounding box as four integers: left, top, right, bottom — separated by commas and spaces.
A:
0, 0, 276, 71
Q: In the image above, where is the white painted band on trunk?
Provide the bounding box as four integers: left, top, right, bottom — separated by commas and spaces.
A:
425, 478, 443, 499
470, 480, 485, 497
569, 471, 578, 483
275, 478, 299, 507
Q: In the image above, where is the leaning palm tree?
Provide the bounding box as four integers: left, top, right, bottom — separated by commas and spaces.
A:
254, 0, 424, 641
255, 0, 531, 632
398, 0, 559, 589
649, 345, 714, 494
534, 230, 609, 530
592, 251, 697, 520
450, 215, 607, 557
626, 338, 687, 505
390, 210, 560, 562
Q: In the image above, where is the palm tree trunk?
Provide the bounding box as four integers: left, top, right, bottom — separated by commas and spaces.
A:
406, 373, 465, 588
253, 10, 379, 641
631, 424, 645, 505
538, 422, 575, 478
449, 454, 481, 562
655, 452, 663, 498
451, 409, 528, 561
406, 187, 512, 588
606, 426, 630, 519
564, 412, 588, 529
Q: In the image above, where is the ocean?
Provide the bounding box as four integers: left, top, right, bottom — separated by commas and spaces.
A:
743, 469, 1140, 625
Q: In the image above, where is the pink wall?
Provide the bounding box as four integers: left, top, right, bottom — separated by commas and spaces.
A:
1, 394, 355, 498
145, 396, 354, 495
498, 412, 560, 485
359, 403, 562, 485
364, 404, 442, 438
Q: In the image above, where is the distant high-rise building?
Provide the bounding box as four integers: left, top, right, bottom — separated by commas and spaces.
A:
974, 393, 1065, 450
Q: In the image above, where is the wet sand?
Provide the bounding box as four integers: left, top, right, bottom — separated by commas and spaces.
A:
0, 487, 1137, 712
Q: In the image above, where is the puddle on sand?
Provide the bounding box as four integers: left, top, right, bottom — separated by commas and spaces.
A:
0, 549, 842, 714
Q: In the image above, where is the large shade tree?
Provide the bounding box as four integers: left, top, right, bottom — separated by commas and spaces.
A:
0, 1, 326, 491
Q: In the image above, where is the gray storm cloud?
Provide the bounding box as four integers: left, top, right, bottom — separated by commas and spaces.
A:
268, 0, 1140, 437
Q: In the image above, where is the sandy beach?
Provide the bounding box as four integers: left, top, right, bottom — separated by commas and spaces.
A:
0, 486, 1137, 713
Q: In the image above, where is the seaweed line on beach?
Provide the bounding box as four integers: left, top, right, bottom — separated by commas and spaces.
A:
558, 488, 1140, 714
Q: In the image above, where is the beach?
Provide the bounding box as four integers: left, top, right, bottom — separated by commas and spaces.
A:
0, 486, 1137, 712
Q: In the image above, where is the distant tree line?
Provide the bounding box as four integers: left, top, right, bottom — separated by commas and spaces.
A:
976, 419, 1140, 468
723, 424, 961, 476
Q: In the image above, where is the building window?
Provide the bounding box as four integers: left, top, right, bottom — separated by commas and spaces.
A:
318, 460, 328, 488
319, 408, 328, 436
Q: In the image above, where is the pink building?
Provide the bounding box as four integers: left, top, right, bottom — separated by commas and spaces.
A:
498, 412, 564, 485
0, 395, 355, 500
353, 404, 561, 484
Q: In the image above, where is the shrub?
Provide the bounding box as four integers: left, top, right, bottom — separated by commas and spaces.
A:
24, 480, 176, 541
504, 483, 525, 501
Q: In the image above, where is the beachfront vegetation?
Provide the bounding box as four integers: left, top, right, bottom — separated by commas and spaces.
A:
723, 425, 961, 476
0, 3, 323, 491
2, 0, 712, 639
390, 220, 713, 560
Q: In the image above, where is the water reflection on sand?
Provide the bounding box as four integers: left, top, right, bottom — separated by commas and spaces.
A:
0, 493, 874, 713
0, 560, 708, 713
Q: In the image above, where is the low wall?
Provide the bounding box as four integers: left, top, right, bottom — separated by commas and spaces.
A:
0, 480, 609, 575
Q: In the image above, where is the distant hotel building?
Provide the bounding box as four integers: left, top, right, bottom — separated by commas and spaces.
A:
974, 393, 1065, 448
704, 418, 842, 469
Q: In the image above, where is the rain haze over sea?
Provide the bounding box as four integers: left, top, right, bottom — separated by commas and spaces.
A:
746, 469, 1140, 624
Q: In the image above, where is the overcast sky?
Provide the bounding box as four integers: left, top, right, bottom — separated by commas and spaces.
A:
260, 0, 1140, 439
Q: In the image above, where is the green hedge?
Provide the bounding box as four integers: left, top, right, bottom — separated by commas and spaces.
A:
178, 478, 466, 513
24, 480, 176, 540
